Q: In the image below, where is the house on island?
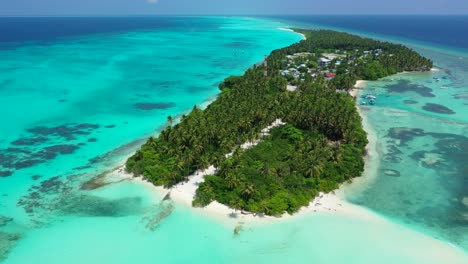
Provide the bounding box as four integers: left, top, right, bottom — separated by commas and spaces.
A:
281, 70, 290, 76
318, 58, 332, 67
324, 72, 336, 81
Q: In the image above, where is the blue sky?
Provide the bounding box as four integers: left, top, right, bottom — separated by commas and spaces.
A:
1, 0, 468, 16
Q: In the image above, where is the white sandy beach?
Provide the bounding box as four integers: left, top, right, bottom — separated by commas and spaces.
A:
278, 27, 306, 40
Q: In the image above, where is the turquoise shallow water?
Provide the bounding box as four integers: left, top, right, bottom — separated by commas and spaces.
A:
1, 16, 468, 263
0, 17, 305, 262
349, 58, 468, 249
0, 16, 302, 220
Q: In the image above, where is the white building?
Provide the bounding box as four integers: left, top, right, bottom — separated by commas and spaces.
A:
318, 58, 332, 67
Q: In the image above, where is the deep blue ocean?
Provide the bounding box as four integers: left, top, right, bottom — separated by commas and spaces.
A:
0, 17, 214, 44
271, 15, 468, 51
2, 16, 468, 49
0, 16, 467, 263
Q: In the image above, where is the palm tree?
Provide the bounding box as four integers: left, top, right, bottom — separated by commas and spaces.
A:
305, 163, 324, 178
259, 200, 271, 215
230, 198, 244, 213
194, 144, 204, 154
199, 156, 210, 171
225, 174, 241, 190
242, 184, 256, 198
147, 136, 157, 148
268, 167, 280, 178
167, 115, 174, 126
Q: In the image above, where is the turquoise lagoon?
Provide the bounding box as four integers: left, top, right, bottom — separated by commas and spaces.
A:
349, 66, 468, 250
276, 16, 468, 252
1, 16, 467, 263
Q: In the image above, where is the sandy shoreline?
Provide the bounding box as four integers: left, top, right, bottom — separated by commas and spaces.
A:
279, 27, 306, 40
344, 80, 381, 194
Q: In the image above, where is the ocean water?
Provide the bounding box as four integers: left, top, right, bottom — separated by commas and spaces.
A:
1, 16, 468, 264
271, 15, 468, 53
272, 15, 468, 250
0, 16, 305, 262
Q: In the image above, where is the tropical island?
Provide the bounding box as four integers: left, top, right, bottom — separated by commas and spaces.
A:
126, 30, 432, 216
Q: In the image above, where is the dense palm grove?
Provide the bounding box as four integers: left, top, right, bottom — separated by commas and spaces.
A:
126, 30, 431, 215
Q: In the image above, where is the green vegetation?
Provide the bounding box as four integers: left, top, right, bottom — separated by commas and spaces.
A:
126, 30, 431, 215
194, 125, 364, 216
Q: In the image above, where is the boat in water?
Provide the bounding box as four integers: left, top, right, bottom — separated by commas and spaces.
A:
360, 93, 377, 105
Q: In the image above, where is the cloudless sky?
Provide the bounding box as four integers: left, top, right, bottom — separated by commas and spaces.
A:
1, 0, 468, 16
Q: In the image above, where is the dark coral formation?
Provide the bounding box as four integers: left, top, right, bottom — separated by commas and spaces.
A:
0, 123, 100, 174
72, 165, 92, 171
383, 128, 468, 234
422, 103, 456, 114
17, 173, 145, 224
26, 123, 99, 140
0, 216, 13, 227
44, 145, 78, 155
17, 176, 72, 215
58, 195, 143, 217
386, 80, 435, 97
12, 159, 43, 169
0, 232, 21, 262
11, 137, 48, 146
403, 100, 418, 105
31, 175, 42, 180
0, 145, 79, 170
387, 127, 425, 146
134, 102, 175, 110
0, 171, 13, 177
142, 200, 175, 231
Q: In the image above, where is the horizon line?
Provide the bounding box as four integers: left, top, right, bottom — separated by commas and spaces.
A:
1, 13, 468, 18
